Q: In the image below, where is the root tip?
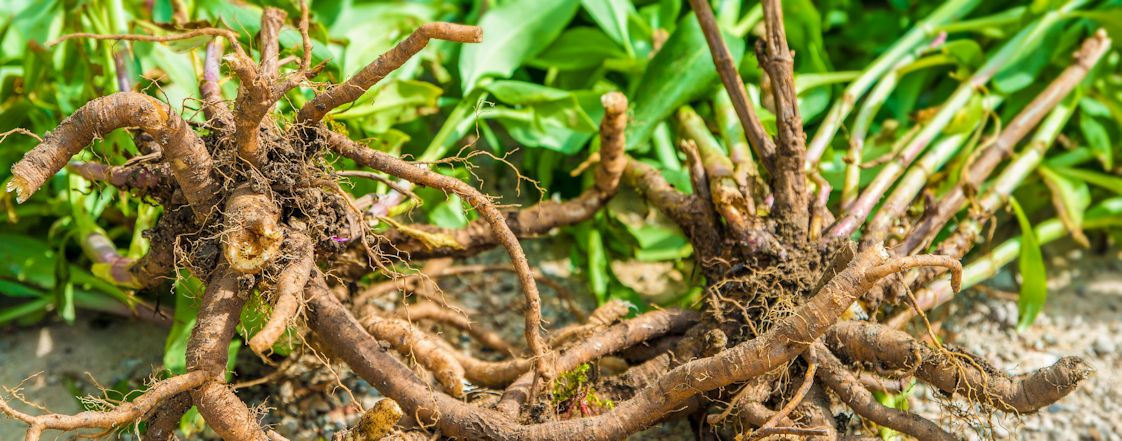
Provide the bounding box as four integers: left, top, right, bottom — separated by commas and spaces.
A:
7, 175, 31, 203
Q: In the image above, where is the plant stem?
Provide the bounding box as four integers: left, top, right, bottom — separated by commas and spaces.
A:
805, 0, 982, 167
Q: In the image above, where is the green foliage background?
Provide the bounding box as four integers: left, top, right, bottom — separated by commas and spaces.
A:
1, 2, 1122, 421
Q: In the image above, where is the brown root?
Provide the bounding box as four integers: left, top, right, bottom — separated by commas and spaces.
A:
0, 371, 209, 441
298, 23, 482, 125
825, 321, 1094, 413
223, 186, 284, 274
192, 381, 269, 441
394, 301, 518, 356
812, 342, 956, 441
320, 127, 555, 385
249, 231, 314, 356
380, 92, 629, 259
360, 314, 467, 398
8, 92, 220, 219
67, 160, 169, 193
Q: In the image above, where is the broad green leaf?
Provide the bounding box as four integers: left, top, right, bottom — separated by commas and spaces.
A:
1079, 111, 1113, 169
1038, 165, 1091, 246
1071, 10, 1122, 41
780, 0, 831, 74
1009, 198, 1047, 332
581, 0, 636, 56
460, 0, 581, 92
628, 13, 744, 149
527, 27, 625, 71
0, 279, 45, 298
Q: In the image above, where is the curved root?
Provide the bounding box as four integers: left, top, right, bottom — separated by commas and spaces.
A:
812, 342, 955, 441
249, 231, 314, 355
297, 23, 482, 125
0, 371, 209, 441
826, 321, 1094, 413
8, 92, 220, 219
360, 315, 467, 398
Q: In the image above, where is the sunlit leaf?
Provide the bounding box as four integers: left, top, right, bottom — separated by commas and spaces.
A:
1038, 165, 1091, 247
1079, 111, 1113, 169
164, 273, 203, 375
628, 13, 744, 149
460, 0, 581, 92
527, 27, 625, 71
1009, 197, 1047, 332
581, 0, 636, 56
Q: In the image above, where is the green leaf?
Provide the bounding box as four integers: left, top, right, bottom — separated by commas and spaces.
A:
488, 92, 601, 154
628, 13, 744, 149
1009, 197, 1047, 332
486, 81, 574, 104
332, 80, 443, 133
430, 194, 470, 228
1052, 167, 1122, 195
460, 0, 582, 92
573, 222, 609, 302
993, 22, 1063, 94
527, 27, 625, 71
581, 0, 636, 56
1079, 111, 1113, 169
164, 273, 204, 375
941, 40, 984, 69
0, 297, 51, 325
1038, 165, 1091, 247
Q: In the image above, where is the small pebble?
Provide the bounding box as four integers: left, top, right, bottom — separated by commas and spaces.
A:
1092, 336, 1115, 356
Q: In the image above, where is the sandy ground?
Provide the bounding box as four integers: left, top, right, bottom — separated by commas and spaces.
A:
0, 240, 1118, 440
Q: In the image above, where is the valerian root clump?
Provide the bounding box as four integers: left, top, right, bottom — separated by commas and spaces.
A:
0, 1, 1107, 440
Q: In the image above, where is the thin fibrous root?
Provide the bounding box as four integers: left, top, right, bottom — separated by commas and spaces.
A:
298, 22, 482, 125
319, 127, 555, 385
496, 307, 700, 416
812, 341, 956, 441
223, 185, 283, 274
308, 242, 941, 440
360, 314, 467, 398
825, 321, 1094, 413
249, 230, 314, 356
746, 345, 818, 440
8, 92, 220, 220
0, 370, 209, 441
